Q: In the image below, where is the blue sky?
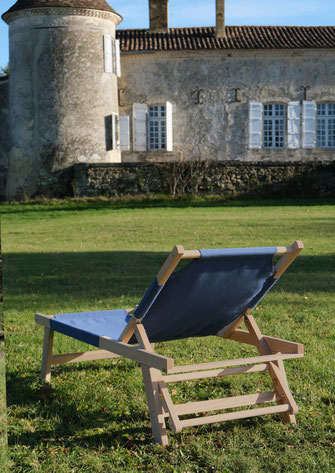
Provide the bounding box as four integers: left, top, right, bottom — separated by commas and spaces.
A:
1, 0, 334, 68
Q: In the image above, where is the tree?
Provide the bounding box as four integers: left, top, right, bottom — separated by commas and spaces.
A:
0, 64, 9, 76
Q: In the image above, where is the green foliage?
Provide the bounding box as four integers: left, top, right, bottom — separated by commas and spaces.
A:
0, 64, 9, 77
2, 197, 335, 472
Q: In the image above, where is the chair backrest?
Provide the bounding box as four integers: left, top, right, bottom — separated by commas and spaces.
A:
132, 247, 279, 343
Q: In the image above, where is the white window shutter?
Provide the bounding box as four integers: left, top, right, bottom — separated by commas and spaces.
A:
287, 101, 301, 149
104, 34, 113, 73
302, 101, 316, 148
111, 114, 119, 150
115, 39, 121, 77
111, 114, 115, 149
249, 102, 262, 149
166, 101, 173, 152
133, 103, 147, 151
119, 116, 130, 151
111, 39, 116, 74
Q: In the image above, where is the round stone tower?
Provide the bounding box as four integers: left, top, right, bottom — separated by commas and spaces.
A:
2, 0, 122, 199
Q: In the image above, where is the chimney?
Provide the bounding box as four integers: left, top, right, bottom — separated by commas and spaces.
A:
216, 0, 225, 37
149, 0, 169, 32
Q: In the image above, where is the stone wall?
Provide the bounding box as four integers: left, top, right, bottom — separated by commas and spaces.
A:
74, 161, 335, 198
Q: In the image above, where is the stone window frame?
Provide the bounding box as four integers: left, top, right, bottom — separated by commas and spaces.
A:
132, 102, 173, 152
316, 103, 335, 148
262, 103, 286, 150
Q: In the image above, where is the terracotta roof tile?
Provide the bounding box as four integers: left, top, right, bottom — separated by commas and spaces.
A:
116, 26, 335, 52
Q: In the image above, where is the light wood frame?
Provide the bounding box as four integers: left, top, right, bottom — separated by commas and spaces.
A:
35, 241, 304, 445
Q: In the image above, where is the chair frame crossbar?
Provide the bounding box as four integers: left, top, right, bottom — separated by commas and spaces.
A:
35, 240, 304, 446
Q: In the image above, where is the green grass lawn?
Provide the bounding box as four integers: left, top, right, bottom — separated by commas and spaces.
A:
0, 340, 7, 473
1, 197, 335, 472
0, 232, 8, 473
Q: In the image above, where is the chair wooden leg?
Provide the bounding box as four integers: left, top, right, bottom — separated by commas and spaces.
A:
41, 327, 54, 382
141, 366, 169, 446
244, 314, 298, 424
275, 358, 296, 424
135, 324, 169, 446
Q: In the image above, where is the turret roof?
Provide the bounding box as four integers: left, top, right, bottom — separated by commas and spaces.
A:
3, 0, 122, 20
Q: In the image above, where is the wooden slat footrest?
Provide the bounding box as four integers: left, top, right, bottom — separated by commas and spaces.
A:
180, 404, 290, 428
51, 350, 121, 365
167, 353, 303, 375
175, 391, 280, 416
164, 363, 269, 383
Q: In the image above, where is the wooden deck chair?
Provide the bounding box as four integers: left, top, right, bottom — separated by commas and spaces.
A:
35, 241, 304, 446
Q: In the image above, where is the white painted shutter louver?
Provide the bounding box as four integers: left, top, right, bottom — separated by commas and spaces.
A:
287, 101, 301, 149
166, 101, 173, 152
302, 101, 316, 148
111, 114, 119, 150
115, 39, 121, 77
120, 116, 130, 151
133, 103, 147, 151
111, 39, 116, 74
104, 34, 113, 73
249, 102, 262, 149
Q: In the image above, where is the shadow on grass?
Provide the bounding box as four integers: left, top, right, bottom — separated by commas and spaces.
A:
3, 251, 335, 306
6, 369, 265, 451
2, 196, 335, 216
3, 252, 167, 305
6, 372, 152, 449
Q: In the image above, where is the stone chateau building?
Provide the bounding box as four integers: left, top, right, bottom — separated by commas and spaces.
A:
0, 0, 335, 199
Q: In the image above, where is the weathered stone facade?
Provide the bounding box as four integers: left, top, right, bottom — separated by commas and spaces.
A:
2, 4, 122, 200
74, 161, 335, 198
119, 49, 335, 163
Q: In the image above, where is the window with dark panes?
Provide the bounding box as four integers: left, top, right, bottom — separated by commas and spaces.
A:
317, 104, 335, 148
149, 106, 166, 150
263, 104, 285, 149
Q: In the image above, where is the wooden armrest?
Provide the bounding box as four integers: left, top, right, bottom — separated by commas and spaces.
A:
99, 336, 174, 372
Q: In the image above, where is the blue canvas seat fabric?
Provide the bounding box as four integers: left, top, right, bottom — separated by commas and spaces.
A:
49, 247, 279, 346
50, 310, 131, 347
